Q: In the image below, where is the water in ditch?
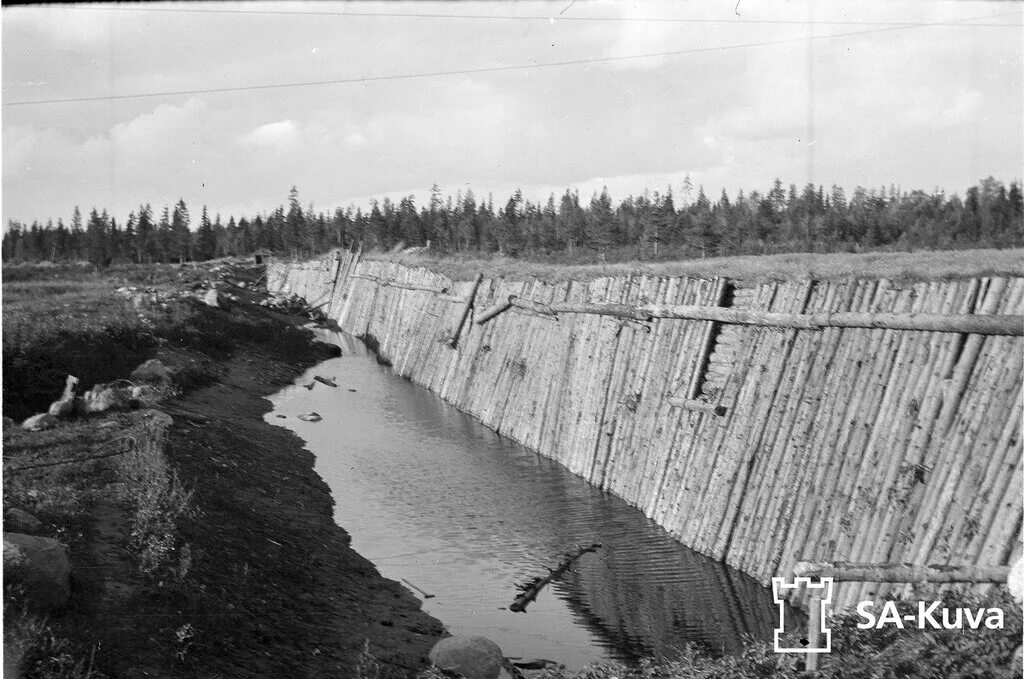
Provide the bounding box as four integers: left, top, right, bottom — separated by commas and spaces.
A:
266, 329, 793, 670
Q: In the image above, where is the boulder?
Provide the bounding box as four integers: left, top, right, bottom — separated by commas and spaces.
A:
3, 416, 17, 431
3, 532, 72, 611
47, 398, 75, 418
21, 413, 58, 431
298, 412, 322, 422
429, 636, 513, 679
204, 288, 232, 310
131, 358, 172, 384
203, 288, 221, 308
76, 385, 131, 414
4, 509, 42, 534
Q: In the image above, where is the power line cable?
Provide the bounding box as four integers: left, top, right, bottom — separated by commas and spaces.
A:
53, 4, 1024, 28
4, 12, 1015, 108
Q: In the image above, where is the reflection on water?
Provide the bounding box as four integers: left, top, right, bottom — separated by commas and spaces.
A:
266, 331, 794, 669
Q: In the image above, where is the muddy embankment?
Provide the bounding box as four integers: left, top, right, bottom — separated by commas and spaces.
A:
3, 278, 444, 679
270, 250, 1024, 611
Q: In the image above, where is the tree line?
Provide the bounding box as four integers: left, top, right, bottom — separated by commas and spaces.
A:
3, 177, 1021, 265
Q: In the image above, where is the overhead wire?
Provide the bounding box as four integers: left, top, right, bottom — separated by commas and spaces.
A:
4, 9, 1019, 107
52, 4, 1024, 29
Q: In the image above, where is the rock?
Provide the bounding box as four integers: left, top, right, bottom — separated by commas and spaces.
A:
21, 413, 58, 431
4, 509, 42, 534
204, 288, 232, 310
298, 412, 322, 422
3, 533, 72, 611
47, 398, 75, 418
142, 410, 174, 429
1009, 554, 1024, 606
429, 636, 513, 679
203, 288, 222, 308
131, 358, 172, 383
76, 385, 131, 414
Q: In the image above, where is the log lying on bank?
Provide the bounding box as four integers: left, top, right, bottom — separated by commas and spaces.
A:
509, 543, 601, 613
794, 561, 1012, 583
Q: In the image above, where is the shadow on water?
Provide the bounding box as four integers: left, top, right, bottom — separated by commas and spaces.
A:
267, 329, 798, 670
357, 332, 392, 366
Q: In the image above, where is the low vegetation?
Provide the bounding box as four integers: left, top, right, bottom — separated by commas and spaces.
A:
411, 591, 1021, 679
371, 246, 1024, 284
2, 259, 318, 678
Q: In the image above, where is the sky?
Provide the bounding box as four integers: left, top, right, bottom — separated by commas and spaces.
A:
2, 0, 1022, 226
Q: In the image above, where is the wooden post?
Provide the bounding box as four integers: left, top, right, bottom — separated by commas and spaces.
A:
448, 272, 484, 348
806, 589, 822, 671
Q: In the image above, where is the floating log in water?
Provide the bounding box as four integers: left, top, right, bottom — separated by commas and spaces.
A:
509, 543, 601, 612
401, 578, 435, 599
314, 375, 338, 388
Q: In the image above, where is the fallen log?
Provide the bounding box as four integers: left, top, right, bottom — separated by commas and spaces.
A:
401, 578, 436, 599
509, 543, 601, 612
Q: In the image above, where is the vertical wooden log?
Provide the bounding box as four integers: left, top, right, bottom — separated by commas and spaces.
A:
806, 590, 822, 671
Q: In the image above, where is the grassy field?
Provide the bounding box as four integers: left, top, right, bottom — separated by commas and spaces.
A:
368, 247, 1024, 283
2, 260, 329, 678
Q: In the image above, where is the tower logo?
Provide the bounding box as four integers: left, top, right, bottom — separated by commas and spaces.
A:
771, 577, 834, 654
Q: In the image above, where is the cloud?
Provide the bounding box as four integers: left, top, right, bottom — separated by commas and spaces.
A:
242, 120, 299, 149
345, 132, 368, 147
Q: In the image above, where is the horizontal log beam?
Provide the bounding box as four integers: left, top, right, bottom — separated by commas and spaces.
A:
511, 300, 1024, 336
509, 297, 558, 317
349, 273, 447, 294
549, 301, 653, 322
644, 304, 819, 328
812, 311, 1022, 336
475, 295, 514, 325
794, 561, 1012, 583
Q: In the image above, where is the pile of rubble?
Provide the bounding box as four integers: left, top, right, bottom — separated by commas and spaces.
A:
18, 359, 175, 432
259, 293, 328, 322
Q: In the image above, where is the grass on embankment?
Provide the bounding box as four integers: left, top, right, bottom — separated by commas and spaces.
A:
369, 247, 1024, 283
448, 589, 1019, 679
3, 261, 319, 678
2, 262, 310, 421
